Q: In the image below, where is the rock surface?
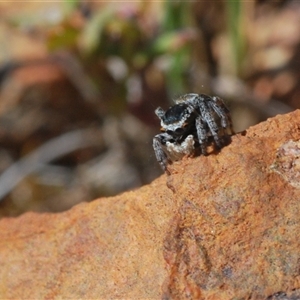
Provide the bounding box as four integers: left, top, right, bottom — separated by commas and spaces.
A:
1, 111, 300, 299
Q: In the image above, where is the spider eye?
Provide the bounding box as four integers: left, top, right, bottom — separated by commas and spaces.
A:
175, 128, 184, 134
166, 127, 185, 136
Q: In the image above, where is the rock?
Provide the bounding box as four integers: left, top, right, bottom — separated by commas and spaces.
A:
1, 110, 300, 299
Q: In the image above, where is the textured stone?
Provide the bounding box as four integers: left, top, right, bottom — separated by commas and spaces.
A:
1, 110, 300, 299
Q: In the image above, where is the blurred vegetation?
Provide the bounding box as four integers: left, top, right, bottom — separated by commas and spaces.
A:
0, 0, 299, 217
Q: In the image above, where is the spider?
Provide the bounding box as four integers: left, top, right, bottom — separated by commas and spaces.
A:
153, 93, 234, 173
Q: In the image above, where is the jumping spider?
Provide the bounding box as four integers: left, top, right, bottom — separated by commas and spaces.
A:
153, 93, 234, 173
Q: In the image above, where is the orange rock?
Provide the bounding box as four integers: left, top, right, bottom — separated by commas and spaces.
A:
1, 110, 300, 299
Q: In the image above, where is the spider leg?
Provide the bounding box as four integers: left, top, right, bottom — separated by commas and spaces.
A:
197, 95, 223, 148
209, 96, 235, 135
195, 116, 208, 155
153, 133, 172, 173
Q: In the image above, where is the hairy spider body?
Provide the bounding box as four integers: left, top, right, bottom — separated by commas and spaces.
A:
153, 93, 234, 172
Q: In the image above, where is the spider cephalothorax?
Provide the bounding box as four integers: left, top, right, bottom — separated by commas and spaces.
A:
153, 93, 234, 173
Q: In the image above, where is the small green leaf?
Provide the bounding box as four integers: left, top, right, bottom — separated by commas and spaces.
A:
80, 6, 115, 55
47, 23, 79, 51
62, 0, 80, 16
157, 32, 178, 54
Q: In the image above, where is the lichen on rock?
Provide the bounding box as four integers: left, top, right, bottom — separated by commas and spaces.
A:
271, 139, 300, 188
